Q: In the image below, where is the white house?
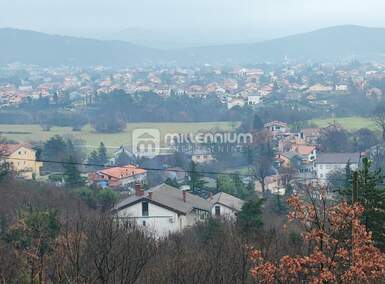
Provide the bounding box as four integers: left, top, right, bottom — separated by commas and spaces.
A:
315, 153, 361, 181
264, 121, 289, 136
227, 97, 245, 109
209, 192, 244, 219
191, 149, 215, 164
335, 84, 348, 92
308, 84, 333, 93
114, 184, 210, 237
247, 95, 262, 105
108, 145, 134, 166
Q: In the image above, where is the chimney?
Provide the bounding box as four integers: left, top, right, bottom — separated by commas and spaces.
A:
148, 191, 153, 199
135, 182, 144, 196
182, 190, 187, 202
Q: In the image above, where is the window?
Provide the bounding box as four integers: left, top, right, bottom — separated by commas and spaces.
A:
215, 205, 221, 216
142, 220, 146, 226
142, 201, 149, 217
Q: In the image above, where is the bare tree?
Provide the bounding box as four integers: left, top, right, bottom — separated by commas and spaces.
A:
373, 104, 385, 141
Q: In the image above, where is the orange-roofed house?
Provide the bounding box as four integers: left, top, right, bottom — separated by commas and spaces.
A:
88, 164, 147, 191
292, 145, 317, 162
0, 144, 42, 179
290, 144, 317, 173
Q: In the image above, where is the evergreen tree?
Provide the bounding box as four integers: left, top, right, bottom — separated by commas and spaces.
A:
97, 142, 108, 166
63, 156, 84, 187
0, 161, 10, 182
115, 151, 131, 166
95, 189, 119, 211
42, 135, 67, 171
165, 177, 179, 188
189, 162, 206, 193
342, 157, 385, 249
88, 149, 99, 164
236, 199, 263, 234
344, 160, 352, 188
252, 114, 264, 131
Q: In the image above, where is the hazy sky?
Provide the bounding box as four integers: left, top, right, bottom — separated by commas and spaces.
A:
1, 0, 385, 44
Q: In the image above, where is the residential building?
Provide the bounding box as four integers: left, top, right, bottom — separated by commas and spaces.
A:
209, 192, 244, 219
108, 145, 134, 166
315, 153, 361, 180
247, 94, 262, 105
163, 167, 187, 184
292, 145, 317, 161
227, 97, 245, 109
255, 174, 286, 196
299, 128, 321, 145
0, 144, 42, 179
191, 150, 215, 164
282, 144, 317, 173
88, 164, 147, 190
264, 121, 289, 136
308, 84, 333, 93
114, 184, 210, 237
335, 84, 348, 92
278, 151, 302, 169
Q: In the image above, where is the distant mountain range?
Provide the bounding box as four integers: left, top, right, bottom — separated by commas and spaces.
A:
0, 28, 161, 66
1, 25, 385, 66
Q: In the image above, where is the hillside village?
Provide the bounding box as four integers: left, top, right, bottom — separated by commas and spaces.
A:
1, 62, 385, 110
2, 58, 385, 240
1, 113, 376, 237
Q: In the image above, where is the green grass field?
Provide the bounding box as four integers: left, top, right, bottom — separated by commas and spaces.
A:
0, 122, 240, 151
309, 116, 377, 131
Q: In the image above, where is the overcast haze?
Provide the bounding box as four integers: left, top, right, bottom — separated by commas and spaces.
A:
1, 0, 385, 47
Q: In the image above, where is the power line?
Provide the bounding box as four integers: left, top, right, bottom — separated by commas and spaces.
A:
0, 155, 253, 178
0, 155, 366, 183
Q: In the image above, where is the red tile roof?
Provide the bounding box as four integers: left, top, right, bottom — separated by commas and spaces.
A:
98, 164, 146, 179
0, 144, 27, 156
294, 145, 316, 155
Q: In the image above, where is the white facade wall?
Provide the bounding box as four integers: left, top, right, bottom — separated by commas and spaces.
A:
192, 154, 214, 164
247, 96, 262, 105
119, 173, 147, 187
211, 203, 238, 219
117, 201, 204, 237
316, 163, 358, 179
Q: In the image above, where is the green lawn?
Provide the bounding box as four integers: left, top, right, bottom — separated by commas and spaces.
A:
310, 116, 377, 131
0, 122, 240, 151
